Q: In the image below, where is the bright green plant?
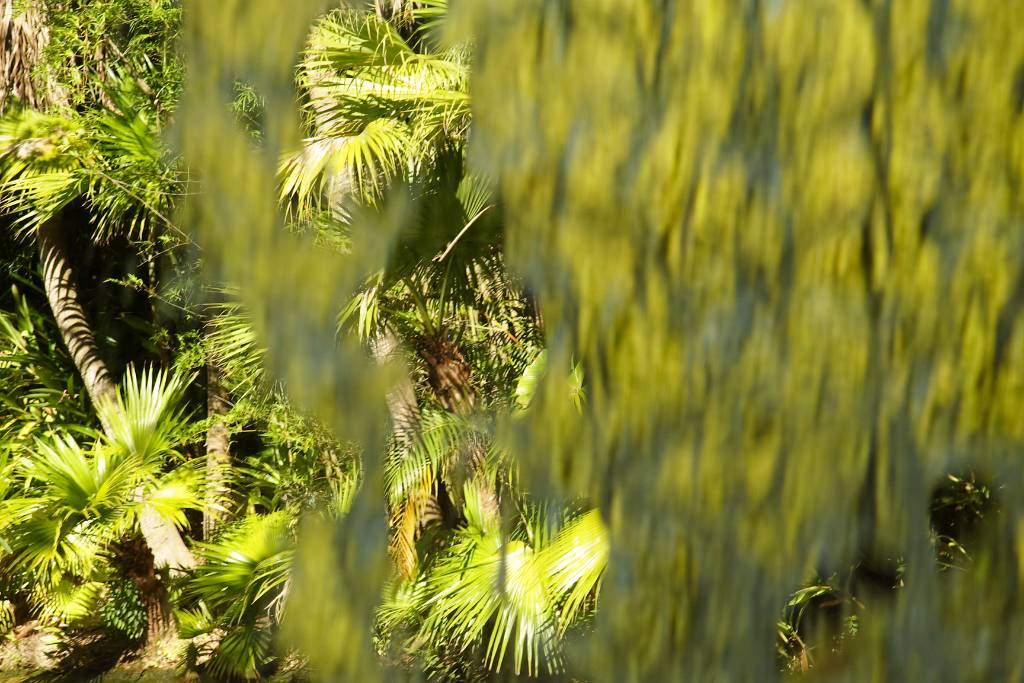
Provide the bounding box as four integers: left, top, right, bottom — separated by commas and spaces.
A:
0, 283, 94, 454
0, 365, 200, 636
34, 0, 182, 113
282, 1, 469, 212
0, 84, 182, 240
178, 512, 295, 679
378, 496, 608, 679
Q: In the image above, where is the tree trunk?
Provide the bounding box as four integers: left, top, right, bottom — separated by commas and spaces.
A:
37, 218, 118, 424
113, 535, 174, 650
37, 215, 195, 592
39, 217, 196, 572
0, 0, 47, 114
418, 333, 475, 415
372, 329, 420, 447
416, 333, 499, 523
137, 508, 195, 573
373, 329, 449, 577
203, 353, 232, 539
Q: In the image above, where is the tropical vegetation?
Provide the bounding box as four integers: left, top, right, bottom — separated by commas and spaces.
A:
0, 0, 1018, 681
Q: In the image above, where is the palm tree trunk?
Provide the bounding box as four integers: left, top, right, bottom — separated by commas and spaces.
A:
37, 218, 118, 422
417, 333, 499, 522
418, 334, 475, 415
372, 329, 420, 446
202, 353, 232, 539
37, 215, 195, 573
113, 535, 174, 648
374, 329, 447, 577
0, 0, 49, 114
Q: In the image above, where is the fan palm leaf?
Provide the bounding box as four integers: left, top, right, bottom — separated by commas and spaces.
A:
284, 6, 469, 211
0, 81, 182, 241
3, 435, 135, 575
0, 364, 199, 582
35, 576, 106, 626
97, 364, 192, 466
181, 512, 295, 678
406, 493, 609, 677
384, 408, 497, 577
187, 512, 293, 622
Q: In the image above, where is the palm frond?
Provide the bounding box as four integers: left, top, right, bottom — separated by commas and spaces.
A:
538, 509, 608, 633
401, 499, 609, 677
0, 109, 85, 235
35, 577, 106, 627
338, 271, 388, 341
26, 435, 138, 524
84, 81, 179, 240
0, 363, 200, 579
413, 490, 557, 676
410, 0, 452, 45
384, 409, 477, 504
181, 512, 295, 677
208, 624, 274, 679
187, 512, 294, 623
384, 409, 455, 574
3, 513, 103, 576
144, 461, 202, 528
0, 82, 182, 241
284, 7, 469, 211
204, 300, 273, 406
98, 364, 192, 465
4, 435, 136, 575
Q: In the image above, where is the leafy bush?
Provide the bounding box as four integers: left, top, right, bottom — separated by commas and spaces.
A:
100, 579, 146, 641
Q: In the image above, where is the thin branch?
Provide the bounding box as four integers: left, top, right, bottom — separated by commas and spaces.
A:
433, 204, 493, 262
104, 37, 155, 98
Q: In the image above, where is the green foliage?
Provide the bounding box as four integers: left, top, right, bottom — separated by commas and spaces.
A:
377, 355, 608, 677
2, 0, 1020, 680
233, 405, 360, 518
178, 0, 1024, 679
379, 502, 608, 679
0, 363, 199, 650
283, 4, 470, 211
0, 84, 182, 240
34, 576, 105, 628
1, 365, 199, 569
0, 283, 94, 455
0, 599, 14, 637
514, 351, 585, 414
4, 434, 136, 575
100, 365, 191, 461
37, 0, 183, 112
453, 0, 1024, 678
179, 512, 295, 679
203, 300, 272, 407
929, 472, 995, 572
201, 298, 362, 517
100, 578, 146, 641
